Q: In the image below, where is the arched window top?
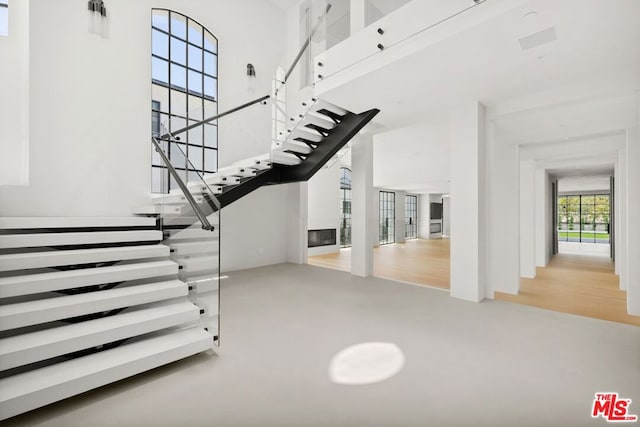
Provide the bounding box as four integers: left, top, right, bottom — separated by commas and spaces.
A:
151, 9, 218, 193
340, 167, 351, 190
151, 9, 218, 101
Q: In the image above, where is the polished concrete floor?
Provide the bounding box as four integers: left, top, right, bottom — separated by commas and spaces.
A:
5, 263, 640, 426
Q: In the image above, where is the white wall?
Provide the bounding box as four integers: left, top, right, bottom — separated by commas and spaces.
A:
0, 0, 29, 186
373, 123, 450, 194
307, 162, 340, 256
221, 185, 290, 273
0, 0, 287, 216
286, 182, 308, 264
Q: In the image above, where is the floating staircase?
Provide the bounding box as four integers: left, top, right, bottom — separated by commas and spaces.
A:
149, 98, 378, 216
0, 217, 214, 421
0, 97, 376, 421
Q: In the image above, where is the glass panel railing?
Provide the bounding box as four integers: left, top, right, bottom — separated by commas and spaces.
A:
152, 120, 221, 344
310, 0, 488, 84
364, 0, 411, 27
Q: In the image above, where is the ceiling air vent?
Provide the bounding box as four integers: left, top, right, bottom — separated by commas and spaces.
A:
518, 26, 557, 51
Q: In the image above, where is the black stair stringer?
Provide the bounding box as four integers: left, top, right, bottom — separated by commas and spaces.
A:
277, 108, 379, 183
212, 108, 379, 210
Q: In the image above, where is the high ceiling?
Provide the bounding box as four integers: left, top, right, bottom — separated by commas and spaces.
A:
317, 0, 639, 194
320, 0, 640, 130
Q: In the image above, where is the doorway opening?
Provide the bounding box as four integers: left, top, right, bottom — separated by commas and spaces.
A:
557, 193, 610, 257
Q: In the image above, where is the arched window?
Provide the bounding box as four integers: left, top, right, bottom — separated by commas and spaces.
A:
340, 167, 352, 247
151, 9, 218, 193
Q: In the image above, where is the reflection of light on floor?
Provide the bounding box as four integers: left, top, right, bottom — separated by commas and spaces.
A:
329, 342, 405, 385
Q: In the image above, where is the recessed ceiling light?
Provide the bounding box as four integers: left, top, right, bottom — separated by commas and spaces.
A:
523, 11, 538, 19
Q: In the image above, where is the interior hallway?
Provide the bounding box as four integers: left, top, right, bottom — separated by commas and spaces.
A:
308, 238, 450, 289
495, 254, 640, 327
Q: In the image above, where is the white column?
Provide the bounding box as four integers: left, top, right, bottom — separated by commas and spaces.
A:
626, 125, 640, 314
395, 190, 407, 243
449, 101, 486, 302
519, 159, 536, 278
442, 197, 451, 237
418, 195, 431, 239
486, 128, 520, 296
615, 149, 626, 286
351, 133, 374, 277
534, 168, 548, 267
287, 182, 308, 264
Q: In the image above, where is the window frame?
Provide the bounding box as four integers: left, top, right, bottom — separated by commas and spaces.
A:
405, 194, 418, 239
151, 9, 218, 193
0, 0, 8, 37
379, 191, 395, 245
339, 167, 352, 248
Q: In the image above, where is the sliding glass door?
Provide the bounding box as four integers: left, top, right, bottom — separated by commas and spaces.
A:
558, 194, 610, 244
379, 191, 395, 245
405, 195, 417, 239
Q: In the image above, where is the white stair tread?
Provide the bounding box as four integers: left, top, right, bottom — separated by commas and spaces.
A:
0, 280, 188, 331
275, 140, 312, 155
178, 255, 219, 275
132, 205, 183, 215
0, 245, 170, 272
151, 194, 204, 205
302, 113, 336, 130
233, 155, 272, 170
215, 166, 258, 178
165, 227, 219, 241
0, 327, 212, 420
271, 151, 302, 166
309, 98, 347, 116
0, 260, 178, 298
0, 217, 156, 230
0, 300, 199, 371
0, 230, 162, 250
202, 174, 241, 186
170, 183, 223, 196
288, 127, 323, 143
170, 241, 219, 256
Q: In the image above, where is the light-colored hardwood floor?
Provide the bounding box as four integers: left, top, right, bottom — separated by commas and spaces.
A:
495, 254, 640, 327
309, 240, 640, 327
308, 238, 451, 290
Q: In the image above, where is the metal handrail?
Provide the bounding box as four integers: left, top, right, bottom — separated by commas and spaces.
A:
159, 94, 271, 141
159, 3, 333, 141
151, 137, 215, 231
280, 3, 332, 89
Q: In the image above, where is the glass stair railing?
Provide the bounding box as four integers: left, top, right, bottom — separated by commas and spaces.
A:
149, 124, 221, 343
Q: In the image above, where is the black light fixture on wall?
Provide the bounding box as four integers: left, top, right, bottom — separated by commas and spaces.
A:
247, 63, 256, 93
87, 0, 108, 37
88, 0, 106, 17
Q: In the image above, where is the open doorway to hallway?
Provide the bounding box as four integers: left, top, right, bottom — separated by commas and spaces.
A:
496, 166, 640, 326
